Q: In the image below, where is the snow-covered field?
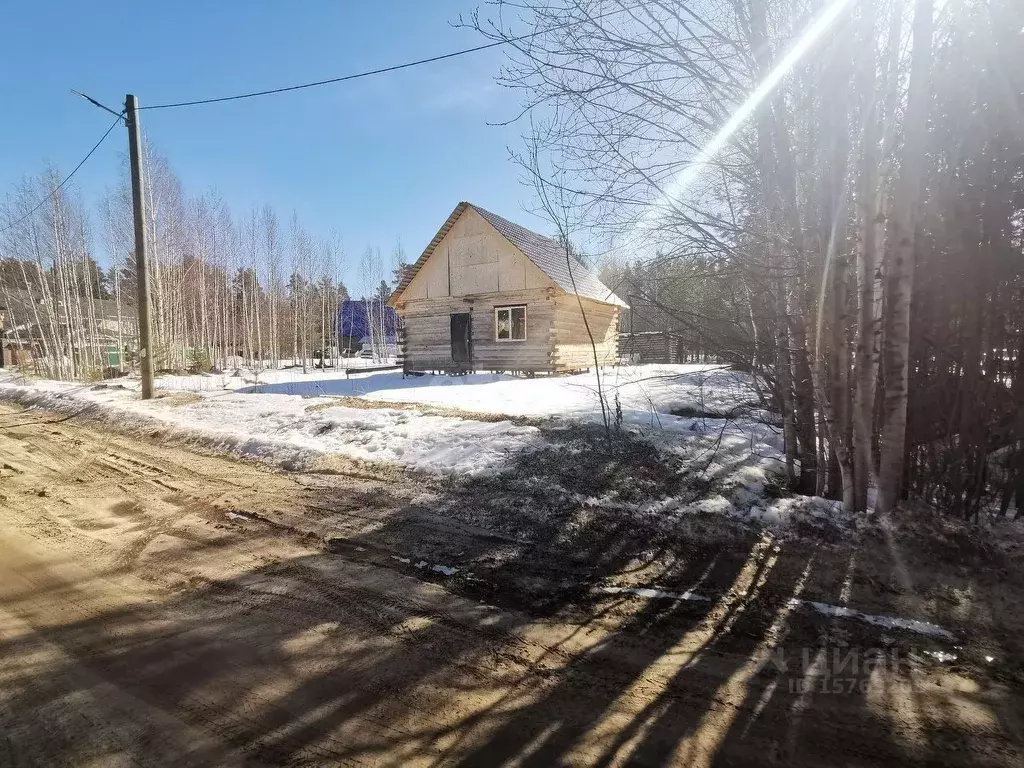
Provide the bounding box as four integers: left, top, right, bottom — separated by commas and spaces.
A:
0, 363, 832, 529
0, 372, 542, 475
154, 363, 753, 425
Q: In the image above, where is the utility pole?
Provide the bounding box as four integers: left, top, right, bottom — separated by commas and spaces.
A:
0, 306, 7, 369
125, 94, 154, 399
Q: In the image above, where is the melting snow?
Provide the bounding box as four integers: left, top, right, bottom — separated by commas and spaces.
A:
598, 586, 954, 640
923, 650, 958, 663
0, 375, 543, 476
155, 363, 739, 424
600, 585, 709, 602
0, 364, 789, 489
430, 564, 459, 576
790, 599, 955, 639
410, 559, 458, 576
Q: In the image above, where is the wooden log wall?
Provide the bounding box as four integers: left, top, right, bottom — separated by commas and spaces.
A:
618, 331, 683, 364
551, 295, 620, 371
397, 287, 558, 373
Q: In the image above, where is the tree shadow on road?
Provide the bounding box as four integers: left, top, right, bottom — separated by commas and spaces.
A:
0, 429, 1019, 767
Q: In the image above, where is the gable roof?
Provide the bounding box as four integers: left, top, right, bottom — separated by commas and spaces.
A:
390, 201, 627, 307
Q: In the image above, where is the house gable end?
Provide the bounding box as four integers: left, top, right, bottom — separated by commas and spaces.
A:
393, 204, 556, 304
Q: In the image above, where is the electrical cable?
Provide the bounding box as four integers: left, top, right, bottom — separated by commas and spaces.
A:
0, 114, 123, 235
139, 5, 640, 110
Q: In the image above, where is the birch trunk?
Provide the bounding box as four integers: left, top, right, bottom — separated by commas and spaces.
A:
877, 0, 933, 513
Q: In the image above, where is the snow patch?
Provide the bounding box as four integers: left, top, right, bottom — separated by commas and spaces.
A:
632, 489, 851, 537
157, 363, 748, 429
597, 584, 954, 640
600, 585, 709, 602
922, 650, 958, 663
789, 598, 955, 639
0, 376, 543, 476
409, 559, 458, 576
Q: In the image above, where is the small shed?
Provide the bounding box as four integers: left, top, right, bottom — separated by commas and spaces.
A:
0, 339, 38, 369
389, 202, 627, 374
619, 331, 685, 364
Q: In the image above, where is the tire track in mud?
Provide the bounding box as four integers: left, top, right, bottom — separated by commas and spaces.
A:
2, 402, 1023, 767
0, 527, 510, 766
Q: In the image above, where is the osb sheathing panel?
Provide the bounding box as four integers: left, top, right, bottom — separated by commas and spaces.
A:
401, 207, 554, 301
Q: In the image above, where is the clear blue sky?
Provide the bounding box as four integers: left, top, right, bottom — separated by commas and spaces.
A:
0, 1, 545, 290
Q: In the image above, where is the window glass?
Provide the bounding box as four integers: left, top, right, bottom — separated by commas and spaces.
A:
495, 306, 526, 341
511, 307, 526, 340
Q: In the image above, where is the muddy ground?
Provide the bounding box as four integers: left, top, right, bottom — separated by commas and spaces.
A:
0, 401, 1022, 767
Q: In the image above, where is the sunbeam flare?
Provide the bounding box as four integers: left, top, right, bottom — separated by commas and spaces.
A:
632, 0, 855, 245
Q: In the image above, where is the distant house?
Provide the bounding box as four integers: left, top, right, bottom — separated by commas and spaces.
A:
388, 202, 627, 374
0, 335, 37, 369
0, 288, 126, 370
336, 299, 399, 354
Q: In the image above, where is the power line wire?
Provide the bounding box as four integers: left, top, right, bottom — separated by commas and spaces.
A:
140, 5, 639, 110
0, 114, 123, 236
141, 39, 513, 110
70, 89, 125, 121
2, 6, 638, 234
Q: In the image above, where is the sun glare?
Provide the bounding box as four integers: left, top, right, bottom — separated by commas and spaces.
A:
634, 0, 855, 242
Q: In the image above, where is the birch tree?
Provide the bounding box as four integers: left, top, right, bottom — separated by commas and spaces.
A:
876, 0, 933, 514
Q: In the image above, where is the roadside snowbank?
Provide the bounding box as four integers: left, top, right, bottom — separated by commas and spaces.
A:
0, 376, 541, 475
0, 364, 850, 537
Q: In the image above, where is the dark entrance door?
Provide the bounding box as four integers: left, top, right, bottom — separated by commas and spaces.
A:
450, 313, 472, 364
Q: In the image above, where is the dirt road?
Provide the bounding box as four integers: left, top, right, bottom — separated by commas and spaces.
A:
0, 402, 1021, 767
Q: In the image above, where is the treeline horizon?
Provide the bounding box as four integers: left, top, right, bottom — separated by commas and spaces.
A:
0, 143, 411, 375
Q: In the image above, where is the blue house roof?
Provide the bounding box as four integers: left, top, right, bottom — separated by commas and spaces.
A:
337, 300, 399, 342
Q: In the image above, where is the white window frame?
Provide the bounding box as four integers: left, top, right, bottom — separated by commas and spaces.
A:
495, 305, 527, 342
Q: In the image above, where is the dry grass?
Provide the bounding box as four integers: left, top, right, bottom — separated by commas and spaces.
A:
154, 392, 203, 407
303, 395, 546, 426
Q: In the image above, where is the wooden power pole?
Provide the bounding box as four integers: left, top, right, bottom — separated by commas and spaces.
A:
125, 94, 154, 399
